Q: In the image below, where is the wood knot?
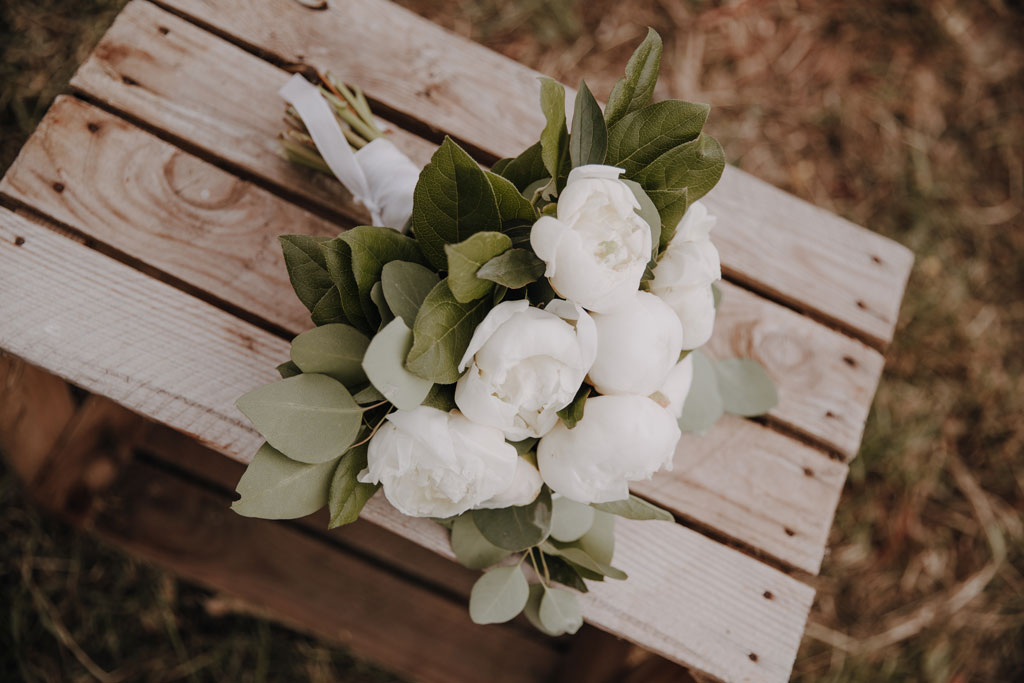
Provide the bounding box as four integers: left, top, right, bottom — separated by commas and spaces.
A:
825, 410, 837, 419
87, 122, 101, 133
871, 255, 883, 265
802, 466, 814, 477
842, 355, 857, 368
121, 74, 140, 86
856, 299, 868, 310
14, 236, 26, 247
52, 182, 65, 193
158, 26, 170, 35
783, 526, 796, 537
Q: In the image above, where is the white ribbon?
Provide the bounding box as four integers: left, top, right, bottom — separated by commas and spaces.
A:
279, 74, 419, 230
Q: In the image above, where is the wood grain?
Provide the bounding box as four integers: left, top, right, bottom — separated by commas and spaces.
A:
0, 207, 813, 683
0, 97, 881, 457
153, 0, 914, 347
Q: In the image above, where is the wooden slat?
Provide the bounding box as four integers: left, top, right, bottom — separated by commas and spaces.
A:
0, 97, 854, 566
91, 458, 560, 683
0, 207, 813, 683
153, 0, 914, 348
0, 96, 879, 458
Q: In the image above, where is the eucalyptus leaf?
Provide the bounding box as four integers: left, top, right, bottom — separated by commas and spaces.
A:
495, 142, 547, 193
604, 28, 663, 128
236, 374, 362, 463
550, 496, 596, 543
353, 384, 385, 404
362, 318, 433, 410
509, 437, 539, 457
592, 495, 674, 523
406, 279, 491, 384
469, 566, 529, 625
577, 510, 616, 564
232, 442, 336, 519
543, 541, 627, 580
523, 584, 562, 636
712, 283, 722, 310
380, 260, 439, 328
445, 232, 512, 303
556, 385, 590, 429
678, 349, 724, 433
370, 281, 393, 327
276, 361, 302, 379
544, 555, 588, 593
606, 100, 710, 176
472, 487, 552, 552
476, 249, 546, 289
539, 78, 570, 189
327, 441, 379, 528
570, 80, 607, 168
539, 587, 583, 636
451, 514, 512, 569
278, 235, 344, 324
713, 358, 778, 417
411, 136, 501, 270
420, 382, 456, 411
290, 323, 370, 387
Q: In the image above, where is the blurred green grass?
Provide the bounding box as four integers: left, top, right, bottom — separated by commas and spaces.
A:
2, 0, 1023, 681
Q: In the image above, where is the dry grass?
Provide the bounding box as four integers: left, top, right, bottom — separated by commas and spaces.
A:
2, 0, 1023, 681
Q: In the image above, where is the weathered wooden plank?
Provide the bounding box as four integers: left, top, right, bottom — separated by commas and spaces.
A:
70, 1, 437, 227
0, 207, 813, 683
91, 458, 561, 683
0, 97, 879, 457
153, 0, 914, 347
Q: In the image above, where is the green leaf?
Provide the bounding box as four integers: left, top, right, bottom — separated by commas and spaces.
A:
606, 100, 710, 176
510, 437, 539, 457
570, 79, 607, 167
713, 358, 778, 417
604, 28, 663, 128
486, 171, 537, 225
290, 323, 370, 387
544, 555, 589, 593
353, 384, 385, 404
445, 232, 512, 303
277, 361, 302, 379
647, 187, 690, 244
543, 540, 627, 580
472, 487, 552, 552
236, 374, 362, 463
406, 279, 491, 384
310, 287, 347, 326
678, 349, 724, 433
592, 495, 674, 523
550, 496, 595, 543
420, 382, 456, 411
232, 442, 337, 519
380, 260, 439, 328
327, 441, 379, 528
469, 566, 530, 625
450, 514, 512, 569
411, 136, 501, 270
370, 281, 393, 327
630, 133, 725, 203
539, 78, 570, 189
340, 225, 426, 324
524, 584, 561, 635
362, 318, 434, 410
320, 238, 369, 332
712, 283, 722, 310
556, 385, 590, 429
577, 510, 616, 564
490, 157, 512, 175
496, 142, 548, 193
539, 587, 583, 636
278, 235, 345, 325
476, 249, 546, 289
622, 178, 663, 256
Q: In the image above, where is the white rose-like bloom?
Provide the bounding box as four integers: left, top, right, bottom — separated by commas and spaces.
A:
531, 165, 652, 313
359, 406, 517, 518
654, 354, 695, 419
476, 457, 544, 509
587, 291, 684, 396
649, 201, 721, 349
537, 395, 682, 503
455, 299, 597, 441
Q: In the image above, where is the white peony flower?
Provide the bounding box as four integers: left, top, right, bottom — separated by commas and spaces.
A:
530, 165, 652, 313
476, 456, 544, 509
455, 299, 597, 441
653, 354, 695, 419
360, 406, 518, 518
587, 291, 684, 397
537, 395, 682, 504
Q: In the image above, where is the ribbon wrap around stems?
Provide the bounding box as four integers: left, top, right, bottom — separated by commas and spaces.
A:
279, 74, 420, 230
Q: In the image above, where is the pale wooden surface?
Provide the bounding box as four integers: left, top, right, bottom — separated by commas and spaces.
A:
150, 0, 914, 347
0, 206, 814, 682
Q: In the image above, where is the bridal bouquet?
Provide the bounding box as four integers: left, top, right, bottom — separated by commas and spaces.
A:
232, 30, 777, 636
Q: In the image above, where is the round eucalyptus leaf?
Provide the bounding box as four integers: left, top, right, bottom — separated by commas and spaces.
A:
290, 323, 370, 387
232, 443, 337, 519
713, 357, 779, 417
362, 318, 433, 410
577, 510, 616, 565
539, 587, 583, 636
677, 349, 724, 433
472, 487, 552, 552
451, 514, 512, 570
550, 496, 595, 543
468, 565, 529, 625
523, 584, 560, 636
381, 260, 439, 328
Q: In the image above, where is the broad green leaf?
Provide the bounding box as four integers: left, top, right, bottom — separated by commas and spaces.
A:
476, 249, 546, 289
499, 224, 534, 249
353, 383, 385, 404
451, 513, 512, 569
370, 281, 393, 327
539, 587, 583, 636
411, 136, 501, 270
320, 238, 369, 332
277, 361, 302, 379
543, 540, 627, 580
380, 260, 439, 328
445, 232, 512, 303
678, 349, 724, 433
232, 442, 336, 519
524, 584, 562, 635
539, 78, 570, 189
362, 318, 433, 410
278, 235, 344, 324
604, 28, 663, 128
712, 283, 722, 310
622, 179, 663, 256
570, 79, 607, 167
236, 374, 362, 463
406, 279, 491, 384
339, 225, 425, 324
606, 100, 710, 176
327, 441, 379, 528
469, 566, 529, 625
544, 555, 589, 593
486, 171, 537, 225
592, 495, 674, 523
630, 133, 725, 203
310, 287, 347, 326
490, 157, 512, 175
290, 323, 370, 387
647, 187, 690, 244
713, 358, 778, 417
496, 142, 548, 192
578, 510, 616, 564
472, 487, 552, 552
556, 385, 590, 429
550, 496, 595, 543
510, 437, 539, 457
420, 382, 456, 411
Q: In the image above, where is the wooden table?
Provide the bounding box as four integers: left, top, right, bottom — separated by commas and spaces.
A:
0, 1, 913, 681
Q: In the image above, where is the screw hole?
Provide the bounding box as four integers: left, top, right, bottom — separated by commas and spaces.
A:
842, 355, 857, 368
763, 590, 774, 600
52, 182, 65, 193
871, 255, 883, 265
749, 653, 759, 662
87, 122, 100, 133
121, 74, 139, 86
784, 526, 796, 537
825, 410, 837, 418
158, 26, 170, 35
802, 466, 814, 477
856, 300, 867, 310
14, 236, 26, 247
